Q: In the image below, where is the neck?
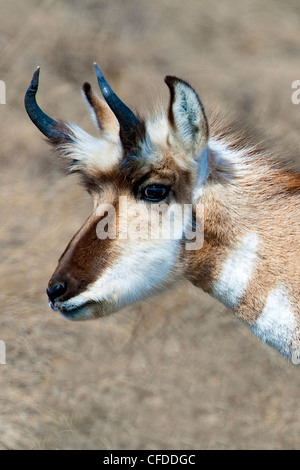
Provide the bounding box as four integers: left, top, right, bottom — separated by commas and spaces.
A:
186, 136, 300, 359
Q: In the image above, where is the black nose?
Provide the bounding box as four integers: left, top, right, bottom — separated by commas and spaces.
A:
46, 283, 67, 303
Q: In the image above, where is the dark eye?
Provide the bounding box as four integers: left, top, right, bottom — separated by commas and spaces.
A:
141, 184, 170, 202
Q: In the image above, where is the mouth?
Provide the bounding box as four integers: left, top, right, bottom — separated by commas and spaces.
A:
49, 300, 94, 320
49, 299, 112, 321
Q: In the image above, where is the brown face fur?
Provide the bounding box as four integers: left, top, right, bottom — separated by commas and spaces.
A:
45, 73, 211, 318
48, 140, 199, 307
27, 67, 300, 358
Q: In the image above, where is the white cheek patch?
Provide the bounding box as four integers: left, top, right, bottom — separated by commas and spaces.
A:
62, 238, 180, 314
250, 287, 296, 358
212, 233, 259, 309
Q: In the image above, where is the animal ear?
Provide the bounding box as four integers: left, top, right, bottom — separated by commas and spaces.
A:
164, 76, 209, 156
82, 82, 119, 135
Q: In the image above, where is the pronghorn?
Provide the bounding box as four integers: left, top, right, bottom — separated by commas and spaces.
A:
25, 64, 300, 362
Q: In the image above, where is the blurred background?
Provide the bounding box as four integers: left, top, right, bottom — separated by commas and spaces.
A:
1, 0, 300, 450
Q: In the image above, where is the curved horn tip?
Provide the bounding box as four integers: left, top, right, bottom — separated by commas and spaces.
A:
93, 62, 140, 132
29, 66, 41, 92
25, 66, 68, 141
93, 63, 115, 102
93, 63, 106, 82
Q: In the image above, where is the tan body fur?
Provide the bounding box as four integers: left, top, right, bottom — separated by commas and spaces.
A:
25, 65, 300, 361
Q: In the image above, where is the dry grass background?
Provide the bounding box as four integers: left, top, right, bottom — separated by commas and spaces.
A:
1, 0, 300, 450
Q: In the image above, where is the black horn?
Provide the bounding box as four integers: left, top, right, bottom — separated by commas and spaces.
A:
25, 67, 70, 140
94, 63, 140, 133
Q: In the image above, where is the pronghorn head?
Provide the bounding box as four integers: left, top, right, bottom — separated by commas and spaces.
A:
25, 65, 209, 320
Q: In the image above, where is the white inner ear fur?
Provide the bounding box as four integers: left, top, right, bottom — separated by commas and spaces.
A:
169, 80, 209, 155
172, 83, 202, 141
